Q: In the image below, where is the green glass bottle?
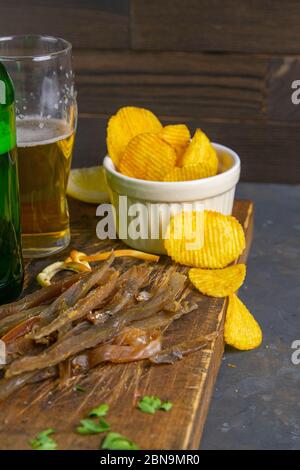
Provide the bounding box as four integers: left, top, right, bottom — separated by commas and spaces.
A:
0, 62, 23, 303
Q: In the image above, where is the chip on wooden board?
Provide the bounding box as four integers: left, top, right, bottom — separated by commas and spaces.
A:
107, 106, 163, 168
189, 264, 246, 297
163, 163, 214, 182
224, 294, 262, 350
119, 132, 177, 181
164, 210, 245, 268
159, 124, 191, 160
179, 129, 218, 177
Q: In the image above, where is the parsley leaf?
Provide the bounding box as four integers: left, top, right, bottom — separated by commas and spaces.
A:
29, 428, 57, 450
160, 401, 173, 412
88, 403, 109, 418
138, 396, 161, 414
76, 418, 110, 435
138, 396, 173, 414
101, 432, 139, 450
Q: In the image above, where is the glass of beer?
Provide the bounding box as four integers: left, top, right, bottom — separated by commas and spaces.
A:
0, 35, 77, 257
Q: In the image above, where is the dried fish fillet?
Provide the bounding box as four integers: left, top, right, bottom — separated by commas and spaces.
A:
150, 332, 218, 364
74, 328, 161, 367
6, 272, 187, 377
0, 306, 43, 337
114, 271, 187, 324
0, 368, 56, 401
88, 264, 152, 324
33, 270, 119, 339
33, 255, 116, 339
72, 300, 196, 370
0, 274, 82, 321
133, 301, 197, 333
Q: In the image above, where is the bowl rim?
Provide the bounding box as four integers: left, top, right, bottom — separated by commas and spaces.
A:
103, 142, 240, 189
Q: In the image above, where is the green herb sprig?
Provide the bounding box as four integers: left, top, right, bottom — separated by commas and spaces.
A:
101, 432, 139, 450
88, 403, 109, 418
76, 418, 110, 435
29, 428, 57, 450
138, 396, 173, 414
76, 403, 110, 435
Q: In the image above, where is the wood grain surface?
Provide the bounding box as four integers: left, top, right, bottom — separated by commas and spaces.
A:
0, 199, 253, 450
0, 0, 129, 50
131, 0, 300, 53
74, 50, 267, 120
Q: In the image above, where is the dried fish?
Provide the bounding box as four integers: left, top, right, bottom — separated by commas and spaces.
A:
86, 329, 161, 365
33, 270, 119, 339
0, 368, 56, 401
33, 255, 116, 339
6, 272, 186, 377
0, 306, 43, 337
0, 273, 82, 321
0, 260, 210, 402
1, 317, 41, 344
150, 332, 218, 364
71, 301, 197, 370
119, 271, 187, 324
133, 301, 197, 333
88, 264, 152, 324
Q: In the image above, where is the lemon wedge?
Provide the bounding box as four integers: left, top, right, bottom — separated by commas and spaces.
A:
67, 166, 109, 204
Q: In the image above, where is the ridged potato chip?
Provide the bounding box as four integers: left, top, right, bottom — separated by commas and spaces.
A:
224, 294, 262, 350
107, 106, 163, 168
179, 129, 218, 176
164, 210, 245, 268
163, 163, 214, 182
119, 132, 177, 181
159, 124, 191, 160
189, 264, 246, 297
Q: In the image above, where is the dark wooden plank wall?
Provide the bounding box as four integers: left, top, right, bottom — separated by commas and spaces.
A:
0, 0, 299, 183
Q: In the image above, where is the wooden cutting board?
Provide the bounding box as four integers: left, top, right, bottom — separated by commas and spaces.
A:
0, 199, 253, 450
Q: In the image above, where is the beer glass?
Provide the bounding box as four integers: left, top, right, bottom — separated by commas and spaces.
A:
0, 35, 77, 258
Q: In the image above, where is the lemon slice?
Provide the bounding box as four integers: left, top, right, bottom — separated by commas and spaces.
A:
67, 166, 109, 204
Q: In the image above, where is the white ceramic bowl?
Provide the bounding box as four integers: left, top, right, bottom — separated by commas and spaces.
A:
103, 143, 240, 254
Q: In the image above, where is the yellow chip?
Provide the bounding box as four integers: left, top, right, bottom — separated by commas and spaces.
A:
189, 264, 246, 297
119, 132, 177, 181
106, 106, 163, 168
164, 210, 245, 268
179, 129, 218, 176
159, 124, 191, 160
224, 294, 262, 350
163, 163, 214, 182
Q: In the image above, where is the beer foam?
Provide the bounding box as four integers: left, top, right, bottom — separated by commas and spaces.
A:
17, 116, 73, 147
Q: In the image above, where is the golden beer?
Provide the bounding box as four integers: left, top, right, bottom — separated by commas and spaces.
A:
17, 117, 75, 257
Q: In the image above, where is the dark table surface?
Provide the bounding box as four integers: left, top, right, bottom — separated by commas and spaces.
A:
201, 182, 300, 450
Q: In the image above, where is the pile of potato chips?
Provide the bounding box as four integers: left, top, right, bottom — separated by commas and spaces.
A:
107, 106, 218, 182
164, 209, 262, 350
